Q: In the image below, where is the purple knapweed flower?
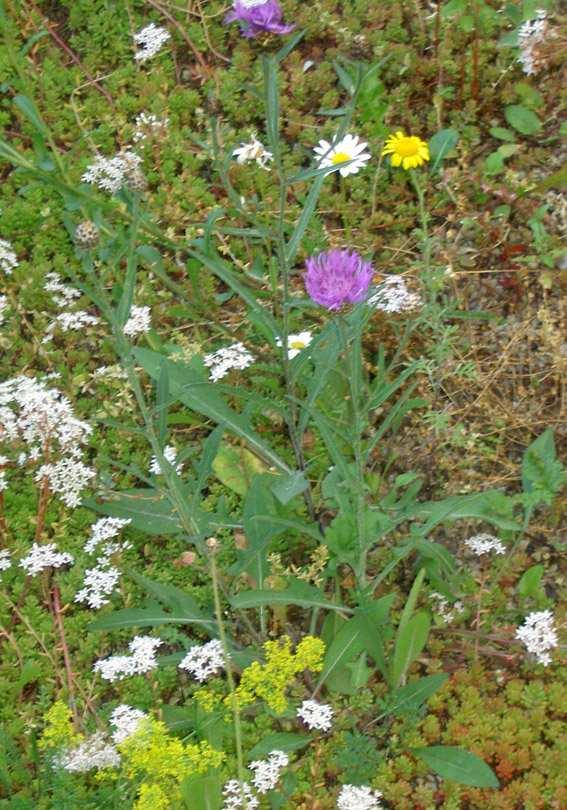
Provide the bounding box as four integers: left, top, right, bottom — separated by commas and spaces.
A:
304, 249, 374, 311
224, 0, 295, 39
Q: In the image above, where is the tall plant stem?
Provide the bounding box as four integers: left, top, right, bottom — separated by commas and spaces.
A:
51, 583, 79, 728
410, 171, 431, 272
209, 544, 245, 786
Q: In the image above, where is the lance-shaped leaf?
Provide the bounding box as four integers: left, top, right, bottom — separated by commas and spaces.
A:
412, 746, 499, 788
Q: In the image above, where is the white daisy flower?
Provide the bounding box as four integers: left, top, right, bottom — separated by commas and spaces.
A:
276, 331, 313, 359
313, 133, 371, 177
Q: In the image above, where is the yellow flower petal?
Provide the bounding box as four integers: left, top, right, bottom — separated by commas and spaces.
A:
392, 153, 402, 167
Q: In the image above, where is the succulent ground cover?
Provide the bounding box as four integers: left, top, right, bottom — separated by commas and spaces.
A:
0, 1, 565, 808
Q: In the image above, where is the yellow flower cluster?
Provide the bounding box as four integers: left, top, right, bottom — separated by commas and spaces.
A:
118, 717, 224, 809
195, 687, 222, 714
234, 635, 325, 714
39, 701, 80, 751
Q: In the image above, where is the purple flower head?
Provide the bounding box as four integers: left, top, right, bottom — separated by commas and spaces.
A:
305, 249, 374, 311
224, 0, 295, 39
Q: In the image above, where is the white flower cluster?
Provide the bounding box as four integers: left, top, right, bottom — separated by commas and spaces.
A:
19, 543, 74, 576
222, 780, 259, 810
0, 454, 7, 492
0, 549, 12, 572
133, 112, 169, 144
93, 635, 163, 681
133, 23, 171, 63
35, 457, 96, 508
109, 704, 147, 744
233, 134, 273, 170
203, 342, 255, 382
313, 133, 371, 177
42, 311, 100, 344
149, 444, 183, 475
59, 732, 121, 773
78, 516, 132, 608
337, 784, 383, 810
429, 591, 464, 624
82, 149, 142, 194
44, 272, 82, 308
249, 750, 289, 793
296, 699, 333, 731
276, 331, 313, 359
518, 9, 548, 75
222, 751, 288, 809
123, 305, 151, 338
0, 295, 8, 325
179, 639, 226, 682
0, 238, 18, 275
367, 276, 421, 313
515, 610, 558, 667
464, 533, 506, 557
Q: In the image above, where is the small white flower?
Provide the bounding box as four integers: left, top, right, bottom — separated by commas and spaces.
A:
313, 133, 371, 177
517, 9, 548, 75
84, 517, 132, 555
42, 311, 100, 343
429, 592, 464, 624
0, 549, 11, 572
93, 636, 162, 682
109, 704, 147, 744
276, 331, 313, 359
233, 134, 273, 170
0, 239, 18, 275
222, 780, 259, 810
179, 639, 226, 682
296, 699, 333, 732
464, 533, 506, 556
123, 305, 151, 338
44, 272, 82, 308
82, 150, 142, 194
59, 733, 120, 772
133, 23, 171, 63
149, 445, 183, 475
203, 342, 255, 382
367, 276, 421, 313
249, 750, 289, 794
133, 112, 169, 143
337, 784, 383, 810
19, 543, 74, 576
515, 609, 558, 667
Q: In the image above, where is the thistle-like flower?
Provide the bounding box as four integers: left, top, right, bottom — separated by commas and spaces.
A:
224, 0, 295, 39
305, 249, 373, 311
313, 134, 371, 177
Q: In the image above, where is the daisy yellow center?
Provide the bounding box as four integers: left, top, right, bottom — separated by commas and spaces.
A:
331, 151, 350, 164
394, 136, 421, 157
290, 340, 307, 350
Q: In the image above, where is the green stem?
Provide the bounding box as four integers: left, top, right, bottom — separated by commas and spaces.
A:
410, 171, 431, 272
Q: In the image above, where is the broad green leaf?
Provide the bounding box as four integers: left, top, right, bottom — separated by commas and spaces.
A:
89, 607, 216, 632
129, 572, 216, 632
352, 614, 388, 679
517, 564, 545, 599
406, 489, 520, 531
133, 349, 291, 474
248, 733, 310, 759
412, 746, 499, 788
271, 471, 309, 504
505, 104, 541, 135
489, 126, 516, 142
391, 611, 430, 688
181, 771, 222, 810
82, 489, 182, 535
231, 581, 347, 613
213, 443, 268, 496
318, 617, 367, 688
521, 429, 565, 505
387, 673, 448, 717
429, 128, 459, 173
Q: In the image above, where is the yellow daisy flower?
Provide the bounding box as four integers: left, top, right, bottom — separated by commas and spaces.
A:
382, 131, 430, 170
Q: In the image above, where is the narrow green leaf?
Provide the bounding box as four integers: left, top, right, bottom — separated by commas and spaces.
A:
248, 733, 310, 759
397, 568, 426, 636
82, 489, 182, 535
14, 94, 49, 136
230, 582, 348, 613
89, 607, 215, 631
387, 673, 448, 717
285, 173, 326, 264
429, 128, 459, 173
